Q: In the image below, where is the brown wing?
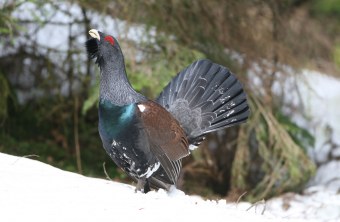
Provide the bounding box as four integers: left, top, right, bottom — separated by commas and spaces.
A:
137, 101, 189, 184
138, 101, 189, 161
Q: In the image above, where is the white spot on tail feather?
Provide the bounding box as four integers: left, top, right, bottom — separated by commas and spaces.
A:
226, 110, 235, 117
138, 104, 146, 112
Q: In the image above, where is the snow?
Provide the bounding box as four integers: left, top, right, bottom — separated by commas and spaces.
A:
309, 161, 340, 191
274, 70, 340, 192
1, 152, 340, 222
291, 70, 340, 148
0, 153, 269, 221
284, 70, 340, 154
267, 186, 340, 221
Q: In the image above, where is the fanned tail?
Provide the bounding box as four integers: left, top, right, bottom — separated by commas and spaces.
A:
156, 59, 250, 146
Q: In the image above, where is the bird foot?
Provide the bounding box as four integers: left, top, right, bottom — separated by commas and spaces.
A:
135, 179, 151, 193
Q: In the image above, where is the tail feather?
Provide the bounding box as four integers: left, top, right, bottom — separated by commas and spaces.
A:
156, 59, 250, 145
209, 81, 244, 113
210, 100, 248, 129
188, 84, 205, 106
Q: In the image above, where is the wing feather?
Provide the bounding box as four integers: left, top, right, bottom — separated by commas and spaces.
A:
138, 101, 189, 184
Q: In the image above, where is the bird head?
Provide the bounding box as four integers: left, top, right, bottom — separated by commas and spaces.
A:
85, 29, 122, 66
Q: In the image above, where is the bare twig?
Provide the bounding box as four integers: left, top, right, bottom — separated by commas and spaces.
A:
246, 199, 266, 215
236, 191, 248, 205
103, 162, 112, 181
11, 154, 40, 165
74, 96, 82, 174
21, 154, 40, 159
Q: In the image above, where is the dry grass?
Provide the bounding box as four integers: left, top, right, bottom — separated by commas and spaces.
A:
231, 94, 316, 202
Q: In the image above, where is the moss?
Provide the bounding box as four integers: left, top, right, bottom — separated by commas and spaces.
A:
334, 44, 340, 68
312, 0, 340, 17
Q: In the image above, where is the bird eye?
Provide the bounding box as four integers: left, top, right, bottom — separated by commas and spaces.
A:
104, 36, 115, 46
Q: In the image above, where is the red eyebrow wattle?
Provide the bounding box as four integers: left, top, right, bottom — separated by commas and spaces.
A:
104, 36, 114, 45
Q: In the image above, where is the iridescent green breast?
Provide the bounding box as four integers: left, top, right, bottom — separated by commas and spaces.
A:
98, 99, 136, 138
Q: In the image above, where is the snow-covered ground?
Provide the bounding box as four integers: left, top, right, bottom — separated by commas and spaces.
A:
0, 152, 275, 222
1, 152, 339, 222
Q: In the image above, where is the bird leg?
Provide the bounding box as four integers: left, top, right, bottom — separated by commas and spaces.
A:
135, 178, 151, 193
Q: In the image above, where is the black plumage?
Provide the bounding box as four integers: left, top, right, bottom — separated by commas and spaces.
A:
86, 29, 250, 193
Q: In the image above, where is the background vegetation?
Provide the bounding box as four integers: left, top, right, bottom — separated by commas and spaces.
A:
1, 0, 339, 201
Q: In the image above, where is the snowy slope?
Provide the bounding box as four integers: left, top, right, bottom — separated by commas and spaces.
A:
1, 152, 340, 222
0, 153, 289, 222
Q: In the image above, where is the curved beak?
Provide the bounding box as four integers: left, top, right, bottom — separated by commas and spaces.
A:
89, 29, 100, 40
